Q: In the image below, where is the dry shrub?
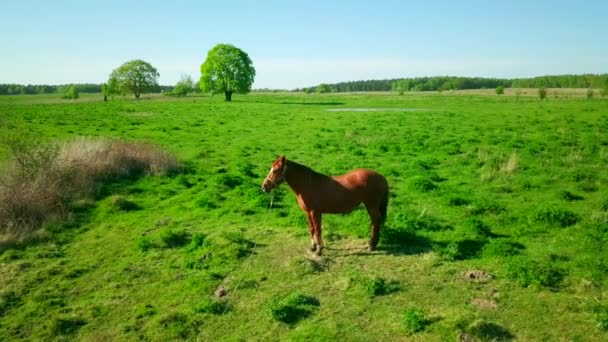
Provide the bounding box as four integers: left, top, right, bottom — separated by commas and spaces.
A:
0, 136, 181, 242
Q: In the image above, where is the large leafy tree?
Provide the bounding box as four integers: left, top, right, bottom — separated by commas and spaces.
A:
109, 59, 159, 98
199, 44, 255, 101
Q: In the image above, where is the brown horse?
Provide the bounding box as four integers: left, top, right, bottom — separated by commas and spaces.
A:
261, 155, 389, 256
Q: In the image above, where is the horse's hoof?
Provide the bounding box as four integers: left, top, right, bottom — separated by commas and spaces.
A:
308, 245, 317, 253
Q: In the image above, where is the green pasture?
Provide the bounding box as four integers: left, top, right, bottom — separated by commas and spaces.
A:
1, 92, 607, 340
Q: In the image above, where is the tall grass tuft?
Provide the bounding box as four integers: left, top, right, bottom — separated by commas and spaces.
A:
0, 136, 181, 242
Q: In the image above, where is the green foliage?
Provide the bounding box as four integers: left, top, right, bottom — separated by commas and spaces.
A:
109, 59, 159, 98
495, 85, 504, 95
172, 74, 194, 97
402, 307, 430, 334
538, 87, 547, 100
503, 258, 563, 287
601, 87, 608, 97
267, 293, 320, 324
533, 206, 579, 227
586, 88, 594, 99
199, 43, 255, 101
61, 85, 79, 99
316, 83, 331, 93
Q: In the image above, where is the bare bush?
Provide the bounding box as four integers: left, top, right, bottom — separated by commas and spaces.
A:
0, 137, 181, 242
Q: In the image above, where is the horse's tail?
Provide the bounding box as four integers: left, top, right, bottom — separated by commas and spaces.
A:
379, 187, 389, 226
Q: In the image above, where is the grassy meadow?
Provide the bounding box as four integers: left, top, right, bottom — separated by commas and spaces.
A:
1, 91, 607, 340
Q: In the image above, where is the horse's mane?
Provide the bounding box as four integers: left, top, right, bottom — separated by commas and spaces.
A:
286, 159, 328, 179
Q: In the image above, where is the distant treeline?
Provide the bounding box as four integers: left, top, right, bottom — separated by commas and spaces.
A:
0, 83, 174, 96
299, 74, 608, 93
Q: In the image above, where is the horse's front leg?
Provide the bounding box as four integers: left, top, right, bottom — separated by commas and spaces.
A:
306, 211, 317, 252
311, 211, 324, 257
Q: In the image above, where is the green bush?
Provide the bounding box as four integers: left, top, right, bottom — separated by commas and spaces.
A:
538, 87, 547, 100
267, 293, 320, 324
600, 87, 608, 97
495, 86, 504, 95
61, 85, 79, 99
402, 307, 430, 335
503, 258, 563, 287
586, 88, 594, 99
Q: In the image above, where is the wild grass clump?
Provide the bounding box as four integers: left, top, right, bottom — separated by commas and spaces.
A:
158, 228, 190, 248
184, 231, 255, 274
481, 238, 524, 258
593, 305, 608, 331
267, 293, 320, 324
503, 257, 563, 288
0, 136, 180, 242
153, 312, 200, 340
408, 176, 437, 192
559, 190, 584, 201
533, 206, 579, 227
461, 319, 514, 341
194, 298, 229, 315
363, 277, 400, 297
402, 307, 430, 335
459, 217, 493, 239
109, 195, 140, 212
134, 236, 153, 252
434, 239, 484, 261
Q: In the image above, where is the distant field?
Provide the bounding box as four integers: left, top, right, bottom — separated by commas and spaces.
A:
1, 92, 607, 340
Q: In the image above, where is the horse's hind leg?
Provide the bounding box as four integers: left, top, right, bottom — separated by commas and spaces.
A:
365, 204, 381, 251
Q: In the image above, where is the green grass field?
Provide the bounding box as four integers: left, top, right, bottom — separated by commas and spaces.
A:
1, 91, 607, 340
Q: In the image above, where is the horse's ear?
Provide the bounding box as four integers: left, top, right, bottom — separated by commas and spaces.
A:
279, 155, 286, 163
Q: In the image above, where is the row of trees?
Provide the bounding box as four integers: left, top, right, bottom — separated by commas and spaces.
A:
299, 74, 608, 93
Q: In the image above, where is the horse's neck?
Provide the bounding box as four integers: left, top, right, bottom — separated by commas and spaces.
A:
284, 161, 327, 195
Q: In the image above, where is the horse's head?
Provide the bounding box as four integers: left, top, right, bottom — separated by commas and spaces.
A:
262, 155, 287, 193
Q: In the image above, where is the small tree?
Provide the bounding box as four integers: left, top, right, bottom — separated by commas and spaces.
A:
316, 83, 331, 93
61, 85, 79, 99
109, 60, 159, 98
199, 43, 255, 101
586, 88, 594, 99
538, 87, 547, 100
495, 85, 504, 95
173, 74, 194, 97
601, 87, 608, 97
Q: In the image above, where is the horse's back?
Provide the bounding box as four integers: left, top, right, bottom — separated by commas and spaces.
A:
336, 168, 388, 191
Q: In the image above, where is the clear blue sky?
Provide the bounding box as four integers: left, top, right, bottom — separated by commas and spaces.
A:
1, 0, 606, 89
